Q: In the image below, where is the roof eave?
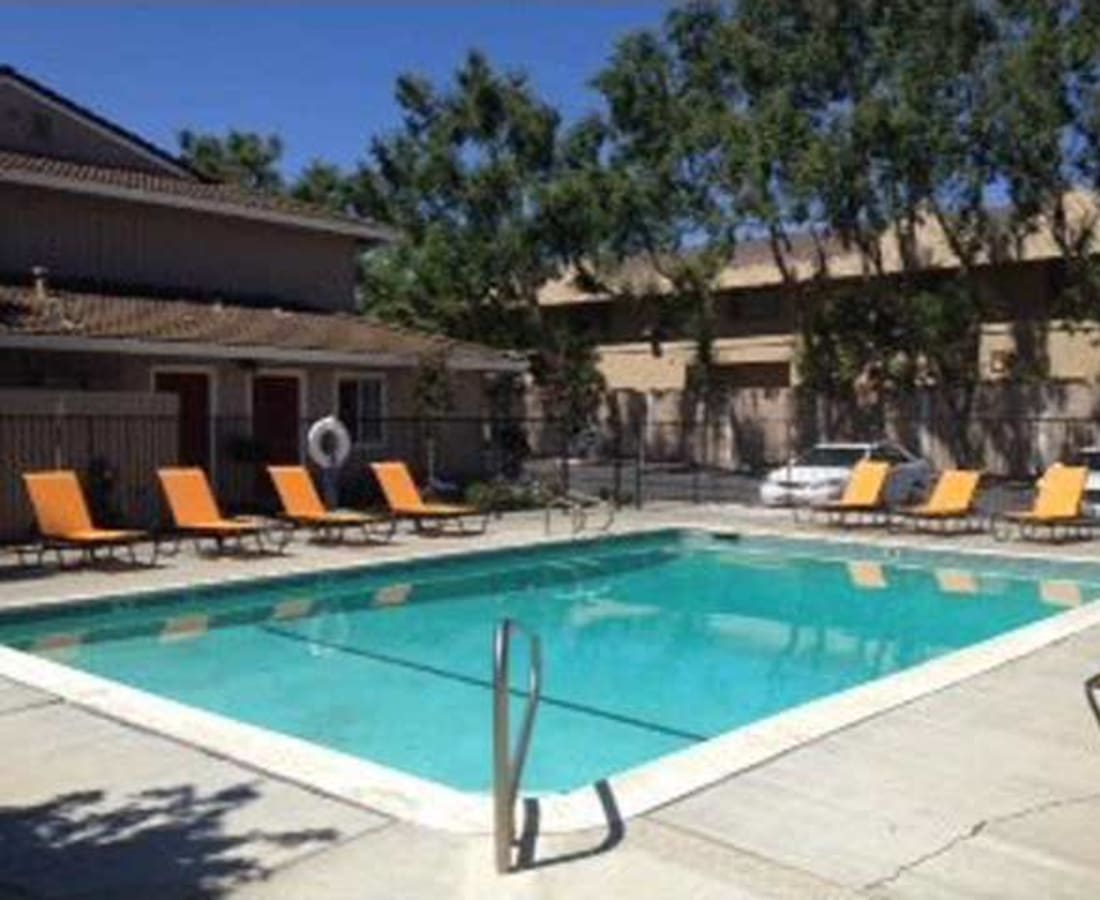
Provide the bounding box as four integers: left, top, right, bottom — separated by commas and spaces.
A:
0, 332, 526, 372
0, 167, 393, 243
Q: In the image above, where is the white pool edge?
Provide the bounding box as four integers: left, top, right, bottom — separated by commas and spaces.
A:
3, 523, 1100, 834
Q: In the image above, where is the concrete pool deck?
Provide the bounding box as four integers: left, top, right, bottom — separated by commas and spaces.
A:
3, 504, 1100, 897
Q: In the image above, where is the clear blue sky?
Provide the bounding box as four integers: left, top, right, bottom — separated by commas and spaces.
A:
5, 3, 670, 178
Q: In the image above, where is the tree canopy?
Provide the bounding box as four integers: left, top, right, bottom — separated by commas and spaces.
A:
178, 129, 286, 192
176, 1, 1100, 422
349, 51, 568, 346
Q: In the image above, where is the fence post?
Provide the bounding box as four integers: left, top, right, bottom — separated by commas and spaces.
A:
612, 423, 622, 507
559, 421, 570, 495
635, 405, 645, 509
692, 415, 701, 504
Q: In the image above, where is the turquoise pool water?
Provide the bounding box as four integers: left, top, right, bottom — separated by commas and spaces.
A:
1, 530, 1097, 793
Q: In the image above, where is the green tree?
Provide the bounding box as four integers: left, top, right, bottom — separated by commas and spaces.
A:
529, 327, 607, 440
353, 50, 609, 429
591, 2, 748, 422
722, 2, 1095, 445
178, 129, 285, 192
353, 51, 566, 347
291, 160, 351, 213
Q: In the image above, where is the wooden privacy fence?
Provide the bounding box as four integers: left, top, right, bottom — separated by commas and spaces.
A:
0, 391, 178, 542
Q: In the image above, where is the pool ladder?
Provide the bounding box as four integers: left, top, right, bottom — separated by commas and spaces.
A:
493, 618, 543, 874
543, 491, 616, 537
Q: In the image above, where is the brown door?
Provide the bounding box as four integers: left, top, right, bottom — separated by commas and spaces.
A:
252, 375, 301, 464
154, 371, 211, 469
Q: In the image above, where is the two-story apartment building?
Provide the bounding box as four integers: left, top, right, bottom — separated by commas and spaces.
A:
0, 66, 522, 535
540, 197, 1100, 398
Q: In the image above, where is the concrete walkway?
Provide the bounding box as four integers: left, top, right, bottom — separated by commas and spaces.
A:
3, 507, 1100, 897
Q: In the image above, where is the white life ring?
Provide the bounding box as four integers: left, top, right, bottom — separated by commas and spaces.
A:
307, 415, 352, 469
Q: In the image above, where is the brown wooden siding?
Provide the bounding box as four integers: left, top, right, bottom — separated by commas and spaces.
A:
0, 81, 178, 175
0, 183, 358, 310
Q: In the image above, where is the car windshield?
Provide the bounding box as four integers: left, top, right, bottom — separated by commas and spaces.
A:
795, 446, 866, 467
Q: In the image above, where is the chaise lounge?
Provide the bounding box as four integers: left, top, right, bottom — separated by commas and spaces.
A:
370, 461, 488, 534
890, 469, 984, 533
992, 463, 1092, 542
802, 460, 892, 527
22, 469, 159, 567
158, 467, 290, 553
268, 465, 394, 543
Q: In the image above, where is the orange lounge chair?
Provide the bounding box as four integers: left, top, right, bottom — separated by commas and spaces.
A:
157, 467, 289, 553
267, 465, 393, 543
370, 461, 487, 534
892, 470, 984, 532
805, 460, 892, 526
993, 464, 1093, 541
22, 470, 157, 566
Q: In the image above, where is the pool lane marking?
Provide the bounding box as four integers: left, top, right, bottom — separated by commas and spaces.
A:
261, 625, 707, 743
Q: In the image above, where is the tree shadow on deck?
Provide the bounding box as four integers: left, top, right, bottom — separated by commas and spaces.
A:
0, 781, 342, 899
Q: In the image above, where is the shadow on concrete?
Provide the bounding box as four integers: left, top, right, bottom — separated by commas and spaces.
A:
1085, 672, 1100, 735
0, 781, 342, 898
514, 779, 625, 872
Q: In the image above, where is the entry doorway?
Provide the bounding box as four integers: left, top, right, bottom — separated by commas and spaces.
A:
153, 370, 213, 470
251, 373, 303, 464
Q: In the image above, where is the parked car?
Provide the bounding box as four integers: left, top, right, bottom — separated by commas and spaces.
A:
759, 441, 933, 507
1077, 447, 1100, 517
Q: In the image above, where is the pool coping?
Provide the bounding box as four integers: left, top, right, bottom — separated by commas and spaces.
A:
2, 519, 1100, 834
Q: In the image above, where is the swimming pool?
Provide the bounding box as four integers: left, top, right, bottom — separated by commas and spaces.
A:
1, 528, 1097, 798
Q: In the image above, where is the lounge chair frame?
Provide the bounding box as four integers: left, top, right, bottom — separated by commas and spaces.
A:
889, 510, 990, 535
33, 532, 162, 569
991, 515, 1098, 543
798, 504, 890, 528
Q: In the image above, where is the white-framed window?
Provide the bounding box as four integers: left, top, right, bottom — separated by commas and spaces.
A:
337, 374, 387, 446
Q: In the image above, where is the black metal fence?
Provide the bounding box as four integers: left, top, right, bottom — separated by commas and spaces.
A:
3, 408, 1100, 542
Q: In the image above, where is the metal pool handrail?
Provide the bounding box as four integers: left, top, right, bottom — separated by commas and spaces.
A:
543, 490, 616, 536
493, 618, 543, 874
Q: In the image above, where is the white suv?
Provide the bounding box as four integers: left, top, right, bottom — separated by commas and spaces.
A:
760, 441, 933, 507
1077, 447, 1100, 517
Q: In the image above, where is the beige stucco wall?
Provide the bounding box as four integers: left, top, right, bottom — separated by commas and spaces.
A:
0, 184, 359, 311
548, 259, 1074, 393
596, 335, 798, 392
599, 323, 1100, 395
981, 321, 1100, 382
0, 81, 181, 175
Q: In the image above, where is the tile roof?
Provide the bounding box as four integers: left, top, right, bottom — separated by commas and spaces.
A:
0, 149, 392, 241
0, 283, 521, 371
539, 191, 1100, 306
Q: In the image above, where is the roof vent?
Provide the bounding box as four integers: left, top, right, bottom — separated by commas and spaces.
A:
31, 265, 48, 300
